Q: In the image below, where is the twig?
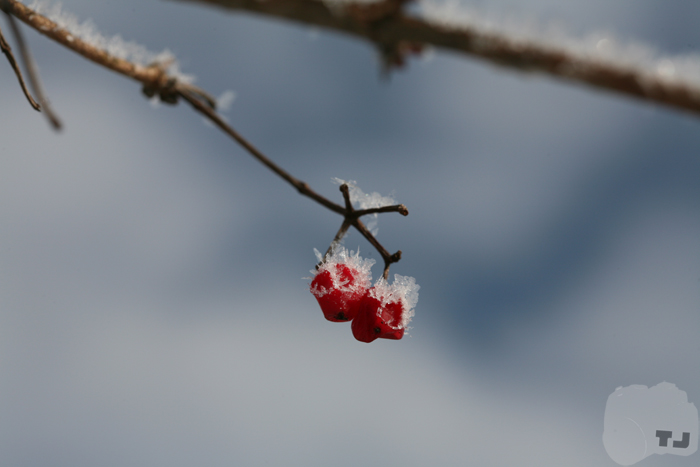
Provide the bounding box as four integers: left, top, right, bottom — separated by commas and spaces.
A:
182, 88, 406, 276
177, 88, 346, 215
321, 219, 352, 264
172, 0, 700, 117
350, 217, 402, 280
0, 21, 39, 110
2, 11, 61, 129
337, 184, 403, 279
355, 204, 408, 216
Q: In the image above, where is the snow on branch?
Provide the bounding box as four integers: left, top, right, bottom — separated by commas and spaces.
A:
1, 0, 196, 97
172, 0, 700, 116
332, 178, 397, 236
26, 0, 180, 71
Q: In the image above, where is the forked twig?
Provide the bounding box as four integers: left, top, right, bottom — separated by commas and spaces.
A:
180, 88, 407, 276
337, 184, 404, 279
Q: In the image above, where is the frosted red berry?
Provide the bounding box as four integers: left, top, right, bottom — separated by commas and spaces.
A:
310, 263, 367, 322
352, 291, 405, 343
309, 247, 417, 342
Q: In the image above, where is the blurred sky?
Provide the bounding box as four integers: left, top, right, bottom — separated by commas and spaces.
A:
1, 1, 699, 466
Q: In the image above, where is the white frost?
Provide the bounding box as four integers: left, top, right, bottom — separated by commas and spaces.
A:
419, 0, 700, 92
310, 246, 375, 296
332, 178, 396, 235
217, 90, 237, 112
369, 274, 420, 330
25, 1, 193, 82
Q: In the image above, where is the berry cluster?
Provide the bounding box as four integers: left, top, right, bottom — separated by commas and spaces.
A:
310, 247, 419, 343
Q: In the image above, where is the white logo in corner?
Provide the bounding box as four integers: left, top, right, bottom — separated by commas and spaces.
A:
603, 382, 698, 466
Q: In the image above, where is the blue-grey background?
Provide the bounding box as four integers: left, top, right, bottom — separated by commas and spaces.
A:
1, 1, 699, 465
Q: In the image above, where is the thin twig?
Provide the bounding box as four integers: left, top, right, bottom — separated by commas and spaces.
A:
320, 219, 352, 266
318, 187, 356, 262
181, 91, 407, 275
355, 204, 408, 216
178, 88, 346, 215
340, 183, 354, 212
337, 184, 403, 279
0, 22, 39, 110
355, 220, 401, 279
3, 12, 61, 129
352, 216, 402, 279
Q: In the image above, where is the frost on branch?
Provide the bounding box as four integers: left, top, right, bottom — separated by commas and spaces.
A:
419, 0, 700, 92
216, 90, 237, 112
25, 0, 193, 82
332, 178, 396, 235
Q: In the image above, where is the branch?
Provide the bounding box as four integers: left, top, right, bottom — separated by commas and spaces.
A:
178, 89, 345, 216
171, 0, 700, 117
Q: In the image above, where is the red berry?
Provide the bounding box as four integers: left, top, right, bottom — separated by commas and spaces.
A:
310, 263, 367, 322
351, 290, 405, 343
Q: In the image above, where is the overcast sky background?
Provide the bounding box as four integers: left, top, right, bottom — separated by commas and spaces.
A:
1, 1, 699, 466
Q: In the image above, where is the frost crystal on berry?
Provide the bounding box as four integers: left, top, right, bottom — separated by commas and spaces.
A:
378, 274, 420, 329
310, 246, 375, 322
351, 274, 420, 343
